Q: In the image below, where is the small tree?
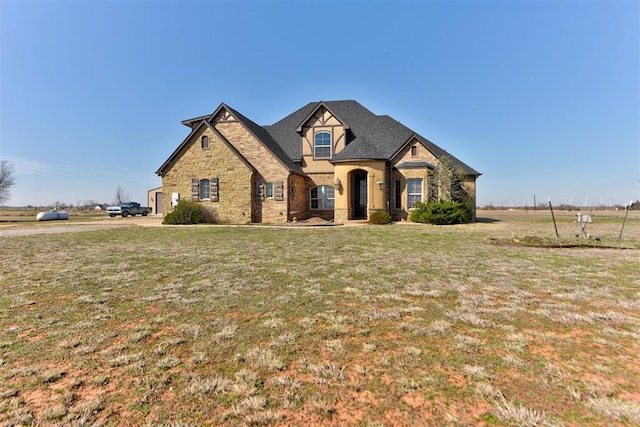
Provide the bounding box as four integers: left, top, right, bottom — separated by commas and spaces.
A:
411, 156, 474, 225
0, 160, 16, 204
113, 185, 131, 205
431, 156, 469, 203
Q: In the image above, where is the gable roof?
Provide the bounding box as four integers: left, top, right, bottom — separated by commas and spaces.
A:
158, 100, 480, 177
220, 104, 305, 176
266, 100, 479, 176
294, 101, 351, 133
155, 119, 255, 176
156, 103, 305, 177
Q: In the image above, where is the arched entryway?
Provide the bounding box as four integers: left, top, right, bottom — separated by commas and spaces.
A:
351, 170, 368, 219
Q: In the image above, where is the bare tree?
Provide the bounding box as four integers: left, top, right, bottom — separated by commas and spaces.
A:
0, 160, 16, 204
114, 185, 131, 205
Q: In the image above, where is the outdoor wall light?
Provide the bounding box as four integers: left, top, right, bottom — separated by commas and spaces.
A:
334, 178, 342, 191
377, 180, 384, 190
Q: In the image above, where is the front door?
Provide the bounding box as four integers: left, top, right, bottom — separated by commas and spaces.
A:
353, 172, 367, 219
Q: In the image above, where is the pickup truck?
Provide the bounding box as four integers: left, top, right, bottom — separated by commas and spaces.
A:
106, 202, 152, 217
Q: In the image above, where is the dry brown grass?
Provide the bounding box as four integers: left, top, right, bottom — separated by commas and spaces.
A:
0, 209, 638, 425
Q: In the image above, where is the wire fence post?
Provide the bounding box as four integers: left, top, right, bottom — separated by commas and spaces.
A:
549, 200, 559, 237
619, 202, 631, 240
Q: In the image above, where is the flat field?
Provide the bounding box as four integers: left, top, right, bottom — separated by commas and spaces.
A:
1, 210, 639, 426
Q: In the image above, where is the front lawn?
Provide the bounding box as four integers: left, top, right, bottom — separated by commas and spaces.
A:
1, 211, 638, 425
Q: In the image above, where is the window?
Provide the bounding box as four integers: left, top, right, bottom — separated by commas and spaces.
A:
407, 178, 423, 208
201, 135, 209, 149
411, 145, 418, 156
314, 132, 332, 159
199, 179, 210, 200
310, 185, 334, 210
265, 182, 274, 198
395, 180, 401, 209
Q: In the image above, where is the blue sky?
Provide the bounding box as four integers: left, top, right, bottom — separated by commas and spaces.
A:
1, 0, 638, 208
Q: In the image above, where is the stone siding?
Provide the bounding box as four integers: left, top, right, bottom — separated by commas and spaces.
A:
216, 120, 290, 223
161, 126, 253, 223
390, 138, 478, 221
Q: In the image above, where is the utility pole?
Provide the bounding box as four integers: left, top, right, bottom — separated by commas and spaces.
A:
533, 194, 536, 210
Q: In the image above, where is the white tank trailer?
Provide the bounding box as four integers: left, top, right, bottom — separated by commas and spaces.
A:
36, 210, 70, 221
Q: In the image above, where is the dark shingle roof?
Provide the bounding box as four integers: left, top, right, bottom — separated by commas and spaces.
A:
395, 161, 435, 169
264, 100, 480, 176
262, 102, 318, 162
159, 100, 480, 177
222, 105, 305, 175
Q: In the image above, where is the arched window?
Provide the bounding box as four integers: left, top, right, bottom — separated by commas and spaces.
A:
314, 132, 332, 159
201, 135, 209, 149
310, 185, 334, 210
199, 179, 210, 200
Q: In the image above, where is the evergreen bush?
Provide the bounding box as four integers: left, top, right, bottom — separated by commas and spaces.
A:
409, 200, 471, 225
368, 210, 392, 225
162, 200, 203, 225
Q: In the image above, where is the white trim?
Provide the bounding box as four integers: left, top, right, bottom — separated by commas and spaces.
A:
313, 131, 332, 159
407, 178, 423, 209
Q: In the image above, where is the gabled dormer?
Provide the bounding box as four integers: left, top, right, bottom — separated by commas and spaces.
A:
296, 102, 350, 172
390, 135, 439, 169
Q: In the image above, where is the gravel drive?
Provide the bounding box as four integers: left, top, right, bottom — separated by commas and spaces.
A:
0, 216, 163, 237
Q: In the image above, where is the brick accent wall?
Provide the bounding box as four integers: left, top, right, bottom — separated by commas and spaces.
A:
306, 173, 335, 221
161, 126, 253, 223
289, 174, 309, 221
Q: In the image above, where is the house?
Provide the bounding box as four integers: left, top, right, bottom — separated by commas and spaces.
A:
156, 100, 480, 223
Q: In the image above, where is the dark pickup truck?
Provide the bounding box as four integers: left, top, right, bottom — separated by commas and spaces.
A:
106, 202, 152, 217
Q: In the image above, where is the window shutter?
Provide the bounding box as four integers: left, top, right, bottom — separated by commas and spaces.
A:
256, 181, 265, 201
211, 177, 219, 202
275, 181, 284, 201
191, 178, 199, 201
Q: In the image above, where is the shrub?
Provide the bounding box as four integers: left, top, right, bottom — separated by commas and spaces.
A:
199, 206, 218, 224
410, 200, 471, 225
368, 210, 392, 225
163, 200, 203, 225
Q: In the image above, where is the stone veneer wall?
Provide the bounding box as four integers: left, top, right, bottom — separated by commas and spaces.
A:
216, 120, 290, 223
390, 168, 429, 221
390, 139, 478, 222
161, 126, 253, 223
463, 177, 477, 221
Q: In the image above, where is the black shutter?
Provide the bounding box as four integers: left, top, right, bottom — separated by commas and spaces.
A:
211, 177, 219, 202
275, 180, 284, 201
191, 178, 199, 201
